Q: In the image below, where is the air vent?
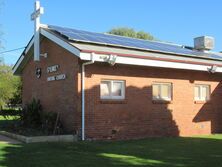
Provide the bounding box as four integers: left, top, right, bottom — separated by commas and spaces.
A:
194, 36, 214, 51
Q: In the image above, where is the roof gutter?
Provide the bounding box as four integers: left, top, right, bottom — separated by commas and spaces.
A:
81, 52, 95, 141
80, 49, 222, 68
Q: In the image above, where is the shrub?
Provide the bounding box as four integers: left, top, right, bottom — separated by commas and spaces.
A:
20, 98, 42, 128
20, 98, 63, 135
41, 112, 63, 135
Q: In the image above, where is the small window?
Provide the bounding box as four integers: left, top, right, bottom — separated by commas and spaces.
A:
152, 83, 172, 101
100, 80, 125, 100
194, 84, 210, 101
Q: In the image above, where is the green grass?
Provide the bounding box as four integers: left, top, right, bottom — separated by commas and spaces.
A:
0, 116, 19, 121
0, 135, 222, 167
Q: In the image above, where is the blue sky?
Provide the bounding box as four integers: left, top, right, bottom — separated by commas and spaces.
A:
0, 0, 222, 65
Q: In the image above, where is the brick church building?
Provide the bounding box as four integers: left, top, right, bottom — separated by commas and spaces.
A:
13, 24, 222, 140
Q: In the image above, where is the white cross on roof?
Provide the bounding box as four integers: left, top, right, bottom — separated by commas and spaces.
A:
31, 1, 44, 61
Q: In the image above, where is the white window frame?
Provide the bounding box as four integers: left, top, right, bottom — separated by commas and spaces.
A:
100, 80, 125, 100
194, 84, 210, 101
152, 82, 172, 101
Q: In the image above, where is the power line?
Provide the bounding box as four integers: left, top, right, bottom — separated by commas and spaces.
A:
0, 47, 26, 55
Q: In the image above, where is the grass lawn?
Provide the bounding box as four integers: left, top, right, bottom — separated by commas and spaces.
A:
0, 116, 19, 121
0, 135, 222, 167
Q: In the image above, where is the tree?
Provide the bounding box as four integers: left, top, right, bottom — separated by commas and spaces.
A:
0, 2, 21, 109
137, 31, 154, 40
8, 76, 22, 107
0, 64, 22, 109
108, 27, 155, 40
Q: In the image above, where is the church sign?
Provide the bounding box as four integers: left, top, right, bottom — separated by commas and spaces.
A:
46, 64, 66, 82
47, 74, 66, 82
47, 65, 59, 73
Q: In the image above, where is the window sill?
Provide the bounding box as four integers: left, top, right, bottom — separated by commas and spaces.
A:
100, 99, 127, 104
152, 100, 172, 104
194, 100, 210, 104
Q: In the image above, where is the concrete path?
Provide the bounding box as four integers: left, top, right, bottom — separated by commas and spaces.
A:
0, 135, 21, 144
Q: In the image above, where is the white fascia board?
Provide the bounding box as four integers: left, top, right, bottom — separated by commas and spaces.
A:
12, 55, 25, 75
25, 38, 34, 54
13, 38, 34, 75
40, 29, 80, 57
80, 52, 222, 73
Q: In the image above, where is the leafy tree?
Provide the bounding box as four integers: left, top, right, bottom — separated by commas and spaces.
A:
137, 31, 154, 40
108, 27, 137, 38
108, 27, 155, 40
0, 2, 21, 109
8, 76, 22, 107
0, 64, 22, 109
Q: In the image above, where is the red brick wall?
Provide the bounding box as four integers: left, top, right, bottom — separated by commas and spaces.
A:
22, 38, 222, 140
22, 38, 80, 133
83, 63, 222, 140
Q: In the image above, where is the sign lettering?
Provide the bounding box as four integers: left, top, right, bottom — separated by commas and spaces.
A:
47, 74, 66, 82
47, 65, 59, 73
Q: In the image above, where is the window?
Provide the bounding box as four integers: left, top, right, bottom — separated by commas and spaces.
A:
194, 84, 210, 101
152, 83, 172, 101
100, 80, 125, 100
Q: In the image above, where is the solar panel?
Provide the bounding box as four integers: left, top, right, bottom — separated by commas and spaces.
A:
47, 25, 222, 61
61, 32, 88, 41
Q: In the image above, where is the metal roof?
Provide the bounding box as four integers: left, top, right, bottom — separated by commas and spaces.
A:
47, 25, 222, 61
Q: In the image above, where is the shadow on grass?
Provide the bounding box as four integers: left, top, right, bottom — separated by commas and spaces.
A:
1, 136, 222, 167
